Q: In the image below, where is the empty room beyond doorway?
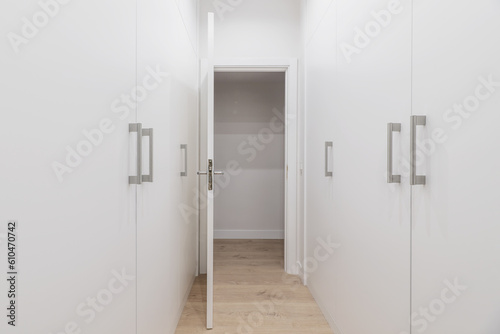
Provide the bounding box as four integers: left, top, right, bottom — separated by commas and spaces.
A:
213, 71, 286, 242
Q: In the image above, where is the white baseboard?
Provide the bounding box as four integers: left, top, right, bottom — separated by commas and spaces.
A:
307, 282, 344, 334
214, 229, 284, 239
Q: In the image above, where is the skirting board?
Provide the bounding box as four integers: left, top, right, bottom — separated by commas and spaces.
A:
214, 230, 284, 239
307, 282, 344, 334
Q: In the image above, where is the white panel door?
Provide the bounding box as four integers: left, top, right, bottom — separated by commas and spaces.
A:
199, 12, 215, 330
411, 1, 500, 333
136, 0, 198, 333
0, 0, 137, 333
332, 0, 412, 333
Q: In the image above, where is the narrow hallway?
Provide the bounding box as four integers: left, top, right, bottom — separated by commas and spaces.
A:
175, 240, 332, 333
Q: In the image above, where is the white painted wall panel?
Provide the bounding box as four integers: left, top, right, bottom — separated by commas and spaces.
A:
198, 0, 301, 58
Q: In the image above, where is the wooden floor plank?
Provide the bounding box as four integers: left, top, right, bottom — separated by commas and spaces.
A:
175, 239, 333, 334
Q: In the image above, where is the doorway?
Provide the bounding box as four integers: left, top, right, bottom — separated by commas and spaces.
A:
214, 71, 286, 241
198, 59, 300, 280
197, 58, 299, 329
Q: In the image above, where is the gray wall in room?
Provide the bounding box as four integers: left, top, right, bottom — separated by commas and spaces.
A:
214, 73, 285, 239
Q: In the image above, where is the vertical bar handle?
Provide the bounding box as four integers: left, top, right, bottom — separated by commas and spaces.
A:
410, 115, 426, 185
142, 128, 154, 183
129, 123, 142, 185
387, 123, 401, 183
325, 141, 333, 177
180, 144, 188, 177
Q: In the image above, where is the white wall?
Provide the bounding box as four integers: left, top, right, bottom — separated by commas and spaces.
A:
214, 73, 285, 239
198, 0, 302, 58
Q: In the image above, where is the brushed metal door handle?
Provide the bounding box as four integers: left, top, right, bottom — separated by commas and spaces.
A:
142, 128, 154, 183
129, 123, 142, 185
325, 141, 333, 177
387, 123, 401, 183
410, 115, 426, 186
180, 144, 188, 177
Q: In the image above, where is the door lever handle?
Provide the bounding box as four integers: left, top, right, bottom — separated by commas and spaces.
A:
198, 160, 222, 190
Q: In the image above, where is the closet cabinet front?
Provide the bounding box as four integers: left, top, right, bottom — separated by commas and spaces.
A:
411, 1, 500, 333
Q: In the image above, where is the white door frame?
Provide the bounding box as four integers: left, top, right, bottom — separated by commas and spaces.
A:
200, 58, 300, 275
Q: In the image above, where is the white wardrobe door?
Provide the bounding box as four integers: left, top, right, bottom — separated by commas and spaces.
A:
136, 0, 198, 333
412, 1, 500, 333
304, 2, 341, 324
305, 0, 412, 333
0, 1, 137, 333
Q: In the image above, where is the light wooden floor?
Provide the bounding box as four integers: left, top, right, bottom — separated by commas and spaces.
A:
175, 239, 333, 334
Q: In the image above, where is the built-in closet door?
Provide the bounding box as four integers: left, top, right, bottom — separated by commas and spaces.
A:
331, 0, 412, 333
136, 0, 198, 333
411, 1, 500, 333
0, 0, 137, 333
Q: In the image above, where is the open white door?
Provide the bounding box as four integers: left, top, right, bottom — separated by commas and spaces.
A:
198, 12, 215, 330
